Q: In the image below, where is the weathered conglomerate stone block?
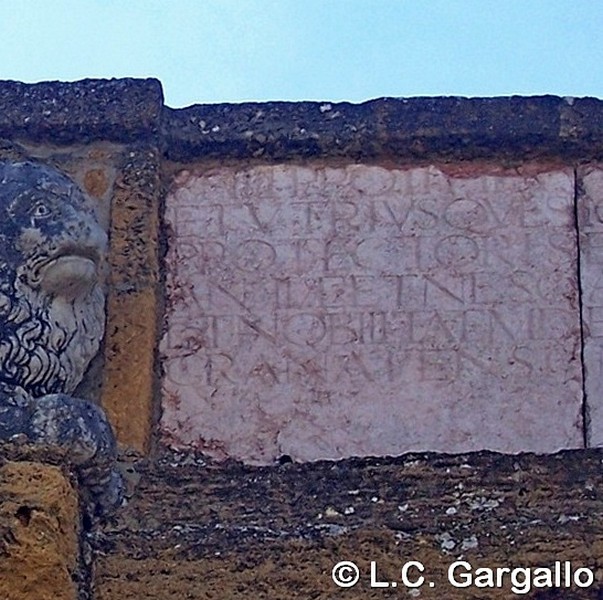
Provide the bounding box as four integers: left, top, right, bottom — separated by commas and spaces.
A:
101, 146, 161, 453
0, 461, 80, 600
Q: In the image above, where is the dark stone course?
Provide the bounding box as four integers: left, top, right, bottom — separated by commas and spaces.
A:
94, 448, 603, 559
162, 100, 381, 161
0, 78, 163, 145
91, 449, 603, 599
377, 95, 564, 159
0, 79, 601, 163
163, 95, 603, 163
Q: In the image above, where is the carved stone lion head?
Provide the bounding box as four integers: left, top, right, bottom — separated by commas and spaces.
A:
0, 161, 107, 397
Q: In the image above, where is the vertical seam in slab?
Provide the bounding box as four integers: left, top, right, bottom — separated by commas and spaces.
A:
574, 166, 589, 448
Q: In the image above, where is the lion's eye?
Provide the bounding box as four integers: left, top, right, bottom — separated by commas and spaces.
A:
32, 203, 51, 218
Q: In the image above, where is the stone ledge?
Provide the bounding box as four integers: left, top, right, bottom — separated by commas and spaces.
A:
162, 96, 603, 162
0, 78, 163, 145
0, 80, 601, 163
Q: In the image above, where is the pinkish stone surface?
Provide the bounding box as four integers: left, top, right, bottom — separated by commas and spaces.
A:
160, 164, 583, 464
578, 166, 603, 447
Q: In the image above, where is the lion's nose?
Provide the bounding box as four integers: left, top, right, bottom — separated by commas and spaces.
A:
39, 255, 98, 299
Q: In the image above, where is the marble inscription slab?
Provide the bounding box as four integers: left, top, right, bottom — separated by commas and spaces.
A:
160, 164, 583, 464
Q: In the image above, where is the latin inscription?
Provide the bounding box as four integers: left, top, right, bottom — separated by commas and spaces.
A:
161, 165, 583, 463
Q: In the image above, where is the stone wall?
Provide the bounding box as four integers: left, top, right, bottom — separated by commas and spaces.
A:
1, 79, 603, 598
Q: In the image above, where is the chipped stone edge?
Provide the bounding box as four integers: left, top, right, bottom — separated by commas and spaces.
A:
163, 95, 603, 162
0, 78, 163, 145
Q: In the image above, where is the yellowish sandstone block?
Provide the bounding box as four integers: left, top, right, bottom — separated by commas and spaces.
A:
0, 461, 79, 600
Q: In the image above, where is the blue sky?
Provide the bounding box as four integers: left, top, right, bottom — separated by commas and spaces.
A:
1, 0, 602, 107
